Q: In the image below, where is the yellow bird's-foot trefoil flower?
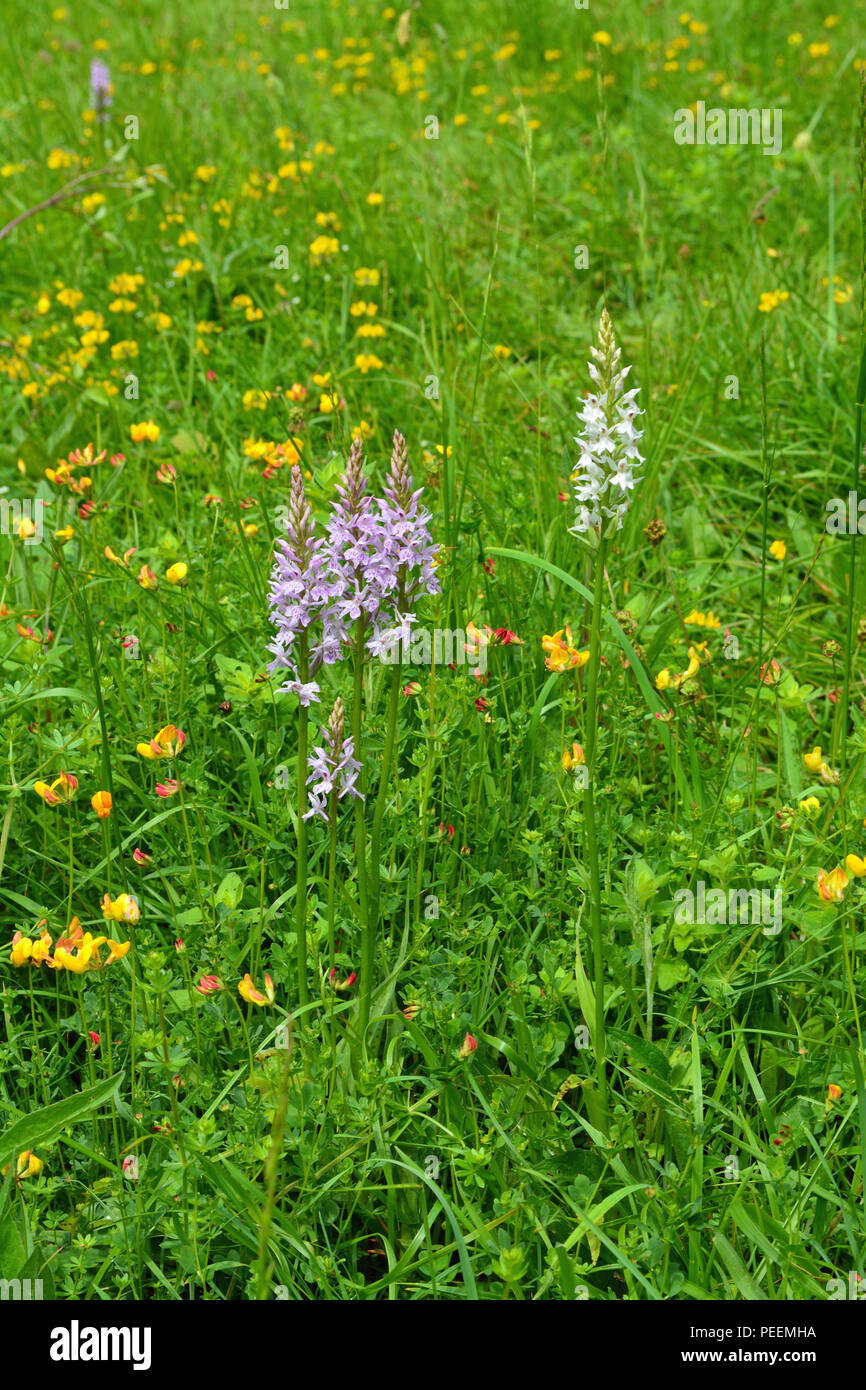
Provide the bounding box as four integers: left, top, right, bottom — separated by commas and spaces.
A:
101, 893, 141, 925
104, 938, 131, 966
137, 723, 186, 759
803, 745, 839, 785
561, 742, 586, 772
238, 972, 275, 1006
51, 930, 105, 973
542, 627, 590, 673
6, 1151, 44, 1180
9, 931, 33, 966
656, 643, 709, 693
817, 866, 849, 903
33, 771, 78, 805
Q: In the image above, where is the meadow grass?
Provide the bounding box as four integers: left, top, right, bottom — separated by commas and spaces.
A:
0, 0, 865, 1303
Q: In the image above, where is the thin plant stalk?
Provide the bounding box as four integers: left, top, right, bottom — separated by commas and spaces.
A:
254, 1016, 293, 1300
583, 534, 609, 1135
353, 619, 372, 1034
327, 796, 338, 1062
369, 659, 402, 930
295, 633, 310, 1008
327, 791, 338, 977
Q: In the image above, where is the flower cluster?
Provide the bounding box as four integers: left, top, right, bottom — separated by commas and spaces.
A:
304, 697, 363, 822
239, 972, 274, 1006
33, 770, 114, 821
102, 892, 141, 924
266, 462, 345, 704
326, 436, 392, 638
9, 919, 130, 973
34, 770, 78, 805
136, 723, 186, 759
571, 308, 645, 535
193, 970, 278, 1007
804, 745, 839, 786
542, 627, 590, 673
655, 643, 709, 693
375, 429, 440, 608
89, 58, 112, 120
684, 609, 721, 629
267, 433, 440, 703
814, 850, 866, 904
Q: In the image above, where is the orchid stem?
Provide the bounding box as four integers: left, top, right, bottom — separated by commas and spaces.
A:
295, 632, 310, 1008
369, 660, 402, 932
583, 534, 609, 1135
354, 620, 372, 1038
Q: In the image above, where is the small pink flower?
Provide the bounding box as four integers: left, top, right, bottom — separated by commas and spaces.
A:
174, 938, 185, 953
88, 1031, 100, 1051
132, 846, 151, 864
459, 1032, 477, 1058
760, 659, 781, 685
155, 779, 181, 798
122, 1155, 139, 1181
196, 974, 222, 995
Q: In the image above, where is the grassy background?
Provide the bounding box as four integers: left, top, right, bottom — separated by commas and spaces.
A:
0, 0, 865, 1301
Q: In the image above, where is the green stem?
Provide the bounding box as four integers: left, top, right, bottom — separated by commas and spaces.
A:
327, 796, 338, 977
295, 632, 310, 1007
354, 619, 372, 1036
74, 978, 99, 1148
327, 798, 338, 1063
28, 972, 50, 1105
254, 1029, 293, 1300
583, 535, 609, 1135
369, 660, 402, 929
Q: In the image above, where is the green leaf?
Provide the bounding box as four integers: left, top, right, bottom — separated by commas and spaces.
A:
0, 1074, 123, 1167
215, 872, 244, 910
607, 1027, 671, 1081
572, 914, 597, 1047
656, 958, 690, 990
712, 1230, 767, 1300
0, 1211, 26, 1279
